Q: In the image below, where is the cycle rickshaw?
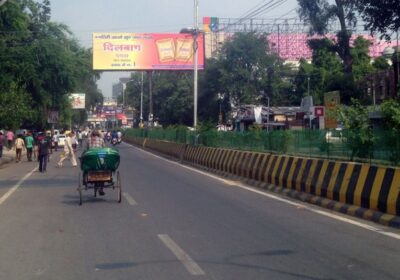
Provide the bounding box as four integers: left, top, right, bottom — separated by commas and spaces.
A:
78, 147, 121, 205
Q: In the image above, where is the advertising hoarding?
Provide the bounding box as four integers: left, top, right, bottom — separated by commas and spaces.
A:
47, 110, 59, 124
92, 33, 205, 70
324, 91, 340, 129
69, 93, 86, 109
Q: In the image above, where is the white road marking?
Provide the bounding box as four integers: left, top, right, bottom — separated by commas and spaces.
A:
0, 167, 37, 205
122, 192, 137, 205
126, 143, 400, 240
158, 234, 205, 276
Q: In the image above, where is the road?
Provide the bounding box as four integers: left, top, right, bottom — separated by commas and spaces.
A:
0, 142, 399, 280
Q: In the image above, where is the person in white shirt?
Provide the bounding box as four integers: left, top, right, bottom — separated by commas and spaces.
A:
52, 133, 59, 151
57, 132, 77, 167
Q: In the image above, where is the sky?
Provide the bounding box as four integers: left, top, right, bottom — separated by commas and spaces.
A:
50, 0, 298, 98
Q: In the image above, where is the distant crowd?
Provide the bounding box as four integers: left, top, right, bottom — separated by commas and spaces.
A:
0, 128, 124, 171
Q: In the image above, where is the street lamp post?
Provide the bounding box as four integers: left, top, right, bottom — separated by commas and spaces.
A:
179, 0, 199, 130
193, 0, 199, 130
266, 96, 270, 132
383, 31, 400, 96
217, 92, 224, 124
122, 79, 135, 107
122, 84, 125, 107
140, 72, 144, 126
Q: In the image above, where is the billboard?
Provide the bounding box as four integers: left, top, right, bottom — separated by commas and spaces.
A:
324, 91, 340, 129
69, 93, 86, 109
92, 33, 205, 70
47, 110, 59, 124
203, 17, 219, 33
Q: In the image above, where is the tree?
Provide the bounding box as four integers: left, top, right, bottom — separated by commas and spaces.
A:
297, 0, 357, 75
379, 99, 400, 164
198, 58, 224, 123
355, 0, 400, 40
351, 37, 374, 81
153, 72, 193, 126
0, 83, 35, 129
294, 39, 344, 104
217, 32, 293, 107
0, 0, 103, 129
337, 99, 373, 160
372, 57, 390, 71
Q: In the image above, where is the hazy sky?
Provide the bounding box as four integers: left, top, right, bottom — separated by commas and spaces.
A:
50, 0, 298, 97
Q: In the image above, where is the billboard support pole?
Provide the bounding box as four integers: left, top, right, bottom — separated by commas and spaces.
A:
140, 72, 144, 126
193, 0, 199, 130
148, 71, 153, 126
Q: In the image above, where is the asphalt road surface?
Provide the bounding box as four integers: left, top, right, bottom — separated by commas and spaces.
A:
0, 142, 399, 280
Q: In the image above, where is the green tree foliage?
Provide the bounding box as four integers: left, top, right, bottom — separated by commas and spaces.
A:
337, 99, 373, 160
0, 83, 35, 129
0, 0, 102, 130
355, 0, 399, 40
371, 57, 390, 71
124, 71, 193, 126
294, 39, 344, 104
380, 99, 400, 164
216, 32, 295, 107
153, 72, 193, 126
297, 0, 357, 75
351, 37, 374, 81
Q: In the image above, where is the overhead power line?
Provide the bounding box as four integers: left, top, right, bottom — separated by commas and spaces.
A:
220, 0, 288, 32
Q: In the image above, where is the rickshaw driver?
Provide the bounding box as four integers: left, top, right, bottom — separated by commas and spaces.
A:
88, 130, 105, 149
87, 130, 106, 195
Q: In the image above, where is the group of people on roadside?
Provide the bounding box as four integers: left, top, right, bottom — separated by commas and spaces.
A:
0, 129, 80, 173
1, 128, 117, 175
0, 130, 19, 159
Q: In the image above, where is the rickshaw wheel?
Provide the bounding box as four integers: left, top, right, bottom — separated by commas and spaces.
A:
78, 172, 83, 205
116, 171, 122, 203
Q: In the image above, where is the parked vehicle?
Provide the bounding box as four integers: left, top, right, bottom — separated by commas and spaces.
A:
58, 134, 66, 148
325, 128, 344, 144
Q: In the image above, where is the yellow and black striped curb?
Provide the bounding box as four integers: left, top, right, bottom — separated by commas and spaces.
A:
124, 137, 400, 228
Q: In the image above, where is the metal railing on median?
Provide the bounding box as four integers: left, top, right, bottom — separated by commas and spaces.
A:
124, 128, 400, 167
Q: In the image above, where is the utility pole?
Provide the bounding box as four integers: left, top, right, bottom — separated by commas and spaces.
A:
193, 0, 199, 130
122, 84, 125, 107
148, 71, 153, 126
140, 72, 144, 126
307, 75, 311, 129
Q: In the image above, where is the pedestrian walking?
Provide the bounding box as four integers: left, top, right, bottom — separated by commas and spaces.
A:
0, 131, 4, 159
25, 132, 34, 161
32, 132, 38, 161
14, 134, 25, 163
37, 134, 50, 172
71, 132, 78, 152
57, 132, 77, 167
6, 130, 14, 150
46, 132, 52, 154
52, 132, 59, 151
